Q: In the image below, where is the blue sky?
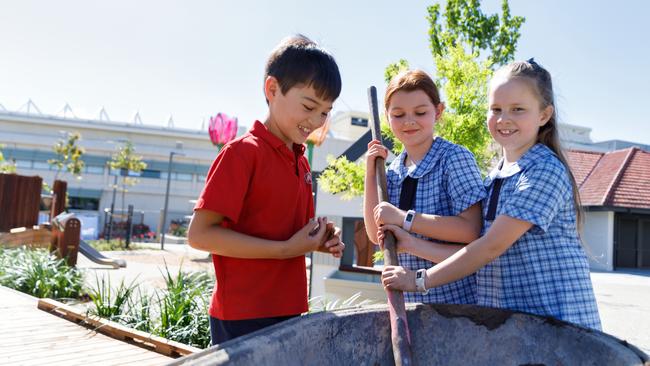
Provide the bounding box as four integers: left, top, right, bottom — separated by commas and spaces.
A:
1, 0, 647, 144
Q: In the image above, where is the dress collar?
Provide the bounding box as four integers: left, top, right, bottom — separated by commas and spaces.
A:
389, 137, 447, 182
485, 143, 556, 185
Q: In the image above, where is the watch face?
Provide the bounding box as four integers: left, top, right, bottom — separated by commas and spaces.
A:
406, 213, 414, 222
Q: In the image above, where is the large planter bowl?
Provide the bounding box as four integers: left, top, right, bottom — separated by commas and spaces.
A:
170, 304, 649, 366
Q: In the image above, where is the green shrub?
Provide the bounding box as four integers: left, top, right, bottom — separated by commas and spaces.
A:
87, 275, 138, 321
0, 247, 84, 299
155, 265, 211, 348
84, 264, 212, 349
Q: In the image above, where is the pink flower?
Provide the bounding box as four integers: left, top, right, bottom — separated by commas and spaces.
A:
209, 113, 238, 147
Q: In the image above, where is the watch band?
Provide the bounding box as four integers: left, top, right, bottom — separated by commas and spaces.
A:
415, 268, 428, 294
403, 209, 416, 232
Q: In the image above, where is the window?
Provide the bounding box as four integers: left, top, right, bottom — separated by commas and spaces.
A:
161, 172, 193, 181
109, 168, 127, 176
15, 160, 32, 169
351, 117, 368, 127
86, 165, 105, 175
140, 169, 161, 179
339, 217, 380, 271
68, 197, 100, 211
33, 161, 51, 170
176, 173, 193, 181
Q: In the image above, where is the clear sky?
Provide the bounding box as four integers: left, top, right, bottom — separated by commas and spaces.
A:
1, 0, 648, 144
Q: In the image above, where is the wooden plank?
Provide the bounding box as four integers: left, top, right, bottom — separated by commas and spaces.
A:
0, 286, 174, 365
15, 342, 161, 366
94, 348, 172, 366
38, 298, 202, 357
3, 338, 133, 362
0, 330, 101, 348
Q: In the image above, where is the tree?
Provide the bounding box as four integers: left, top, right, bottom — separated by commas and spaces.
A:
108, 141, 147, 216
428, 0, 524, 170
48, 131, 85, 180
319, 0, 524, 197
0, 145, 16, 174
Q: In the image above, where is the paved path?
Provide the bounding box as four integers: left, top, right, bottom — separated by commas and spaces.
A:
591, 269, 650, 355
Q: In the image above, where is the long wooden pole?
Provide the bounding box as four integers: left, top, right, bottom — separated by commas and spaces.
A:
368, 86, 413, 365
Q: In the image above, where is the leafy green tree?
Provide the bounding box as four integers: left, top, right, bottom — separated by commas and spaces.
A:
427, 0, 524, 66
428, 0, 524, 170
319, 0, 524, 197
0, 145, 16, 173
48, 132, 85, 180
108, 141, 147, 215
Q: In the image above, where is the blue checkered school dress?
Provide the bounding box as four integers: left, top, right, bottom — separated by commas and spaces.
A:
386, 137, 486, 304
478, 143, 602, 330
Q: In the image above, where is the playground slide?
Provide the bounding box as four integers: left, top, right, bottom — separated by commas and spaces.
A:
78, 240, 127, 268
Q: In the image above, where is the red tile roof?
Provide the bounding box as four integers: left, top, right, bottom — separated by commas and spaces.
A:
566, 147, 650, 209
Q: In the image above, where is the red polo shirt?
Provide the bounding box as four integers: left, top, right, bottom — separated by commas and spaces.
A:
194, 121, 314, 320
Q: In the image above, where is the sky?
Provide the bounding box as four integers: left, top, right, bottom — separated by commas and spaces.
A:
1, 0, 648, 144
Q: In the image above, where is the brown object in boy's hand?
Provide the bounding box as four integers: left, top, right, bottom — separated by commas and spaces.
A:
309, 221, 336, 247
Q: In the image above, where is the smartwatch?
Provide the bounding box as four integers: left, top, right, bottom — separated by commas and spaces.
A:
403, 209, 416, 232
415, 269, 428, 294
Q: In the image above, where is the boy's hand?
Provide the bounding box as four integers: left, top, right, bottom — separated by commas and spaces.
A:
366, 140, 389, 171
318, 224, 345, 258
373, 201, 405, 227
377, 224, 414, 254
290, 217, 328, 253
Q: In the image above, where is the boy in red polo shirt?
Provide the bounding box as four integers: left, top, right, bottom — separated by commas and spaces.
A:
188, 34, 345, 345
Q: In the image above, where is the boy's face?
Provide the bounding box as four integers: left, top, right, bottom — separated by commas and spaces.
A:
265, 76, 333, 147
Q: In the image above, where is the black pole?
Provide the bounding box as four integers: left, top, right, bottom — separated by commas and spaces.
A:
126, 204, 134, 248
106, 174, 118, 241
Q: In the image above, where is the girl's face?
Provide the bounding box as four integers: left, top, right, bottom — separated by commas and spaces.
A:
487, 77, 553, 163
387, 89, 443, 150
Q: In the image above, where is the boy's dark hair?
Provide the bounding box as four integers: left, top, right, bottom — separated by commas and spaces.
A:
264, 34, 342, 103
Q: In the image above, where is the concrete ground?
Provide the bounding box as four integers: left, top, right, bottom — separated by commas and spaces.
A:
76, 243, 650, 355
591, 269, 650, 355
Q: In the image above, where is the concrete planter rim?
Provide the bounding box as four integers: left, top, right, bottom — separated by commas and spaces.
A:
170, 303, 649, 365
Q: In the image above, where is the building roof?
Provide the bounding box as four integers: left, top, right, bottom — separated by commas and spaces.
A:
566, 147, 650, 209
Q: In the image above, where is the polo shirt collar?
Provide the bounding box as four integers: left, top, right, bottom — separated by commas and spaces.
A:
389, 137, 446, 183
485, 143, 556, 184
250, 120, 306, 157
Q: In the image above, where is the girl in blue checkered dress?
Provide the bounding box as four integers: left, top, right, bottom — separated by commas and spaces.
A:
364, 69, 486, 305
380, 60, 602, 330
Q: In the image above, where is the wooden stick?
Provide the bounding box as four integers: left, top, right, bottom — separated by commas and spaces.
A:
368, 86, 413, 365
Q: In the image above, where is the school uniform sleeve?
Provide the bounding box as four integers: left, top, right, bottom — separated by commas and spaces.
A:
499, 161, 571, 232
194, 143, 252, 225
444, 146, 487, 215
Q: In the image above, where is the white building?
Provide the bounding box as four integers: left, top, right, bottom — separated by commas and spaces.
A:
0, 107, 233, 239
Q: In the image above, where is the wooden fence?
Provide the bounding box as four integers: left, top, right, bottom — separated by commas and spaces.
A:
0, 173, 43, 232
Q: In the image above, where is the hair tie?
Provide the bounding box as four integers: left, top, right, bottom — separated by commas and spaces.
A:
527, 58, 541, 70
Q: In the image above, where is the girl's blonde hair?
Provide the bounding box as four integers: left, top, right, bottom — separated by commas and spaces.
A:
493, 59, 583, 229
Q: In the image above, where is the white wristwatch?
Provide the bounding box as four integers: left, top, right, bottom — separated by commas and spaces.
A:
415, 269, 428, 294
403, 209, 416, 232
